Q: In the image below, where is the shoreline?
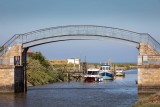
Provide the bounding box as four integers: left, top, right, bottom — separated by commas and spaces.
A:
132, 92, 160, 107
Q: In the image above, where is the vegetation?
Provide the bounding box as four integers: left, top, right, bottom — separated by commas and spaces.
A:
112, 63, 137, 70
27, 52, 64, 86
31, 52, 50, 68
26, 52, 137, 86
132, 93, 160, 107
88, 63, 137, 70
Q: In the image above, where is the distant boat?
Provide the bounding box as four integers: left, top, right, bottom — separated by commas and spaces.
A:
99, 64, 114, 80
84, 68, 102, 82
115, 69, 125, 76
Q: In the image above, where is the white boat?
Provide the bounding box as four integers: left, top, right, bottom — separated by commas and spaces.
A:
115, 69, 125, 76
99, 64, 114, 80
84, 68, 102, 82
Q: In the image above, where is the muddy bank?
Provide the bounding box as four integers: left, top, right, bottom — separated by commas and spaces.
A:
132, 92, 160, 107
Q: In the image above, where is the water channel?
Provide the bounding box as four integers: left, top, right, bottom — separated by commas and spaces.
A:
0, 69, 137, 107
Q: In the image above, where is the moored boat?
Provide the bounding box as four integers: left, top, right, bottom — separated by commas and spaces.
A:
99, 64, 114, 80
115, 69, 125, 76
84, 68, 102, 82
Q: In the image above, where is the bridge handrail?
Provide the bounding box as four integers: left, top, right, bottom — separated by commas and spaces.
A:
146, 34, 160, 52
0, 34, 22, 56
22, 25, 142, 36
140, 55, 160, 65
0, 25, 160, 57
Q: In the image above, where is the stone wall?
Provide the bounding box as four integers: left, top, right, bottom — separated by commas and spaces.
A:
138, 66, 160, 93
0, 44, 22, 65
138, 43, 160, 93
0, 65, 14, 93
139, 43, 159, 56
0, 44, 24, 93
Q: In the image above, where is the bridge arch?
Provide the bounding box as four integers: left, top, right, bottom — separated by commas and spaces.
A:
1, 25, 160, 93
1, 25, 160, 55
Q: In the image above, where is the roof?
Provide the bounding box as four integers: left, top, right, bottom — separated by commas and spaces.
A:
87, 68, 99, 71
27, 50, 33, 54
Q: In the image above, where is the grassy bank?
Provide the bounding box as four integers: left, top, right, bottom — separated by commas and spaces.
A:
27, 52, 64, 86
132, 92, 160, 107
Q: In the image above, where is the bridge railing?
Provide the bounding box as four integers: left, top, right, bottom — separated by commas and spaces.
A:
0, 25, 160, 57
147, 34, 160, 52
20, 26, 160, 53
139, 55, 160, 65
0, 34, 22, 56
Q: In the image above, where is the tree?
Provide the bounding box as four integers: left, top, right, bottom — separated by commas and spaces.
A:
27, 58, 53, 85
31, 52, 50, 68
27, 52, 65, 86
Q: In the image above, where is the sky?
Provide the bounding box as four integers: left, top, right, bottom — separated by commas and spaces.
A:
0, 0, 160, 63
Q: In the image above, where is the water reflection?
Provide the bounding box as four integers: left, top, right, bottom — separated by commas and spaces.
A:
0, 69, 138, 107
115, 76, 125, 80
0, 93, 26, 107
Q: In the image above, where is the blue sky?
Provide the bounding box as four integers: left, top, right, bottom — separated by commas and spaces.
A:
0, 0, 160, 63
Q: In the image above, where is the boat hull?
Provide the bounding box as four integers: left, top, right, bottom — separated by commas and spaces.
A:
99, 72, 114, 80
102, 76, 113, 80
84, 77, 101, 82
115, 72, 125, 76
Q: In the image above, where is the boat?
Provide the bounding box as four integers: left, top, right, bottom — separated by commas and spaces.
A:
99, 64, 114, 80
84, 68, 102, 82
115, 69, 125, 76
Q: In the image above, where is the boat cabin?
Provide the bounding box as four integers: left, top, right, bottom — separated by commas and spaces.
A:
100, 64, 111, 71
87, 68, 99, 75
84, 68, 101, 82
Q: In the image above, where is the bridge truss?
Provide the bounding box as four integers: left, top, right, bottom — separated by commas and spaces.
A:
0, 25, 160, 56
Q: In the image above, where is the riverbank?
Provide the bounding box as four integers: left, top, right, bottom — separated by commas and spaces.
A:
27, 51, 137, 86
132, 92, 160, 107
27, 52, 65, 86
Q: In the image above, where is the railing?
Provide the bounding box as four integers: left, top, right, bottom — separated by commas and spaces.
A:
0, 25, 160, 57
0, 34, 22, 56
139, 55, 160, 65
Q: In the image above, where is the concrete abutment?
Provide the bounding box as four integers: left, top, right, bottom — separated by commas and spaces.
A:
138, 43, 160, 93
0, 44, 26, 93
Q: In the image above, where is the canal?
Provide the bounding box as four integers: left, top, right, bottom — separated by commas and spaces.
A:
0, 69, 137, 107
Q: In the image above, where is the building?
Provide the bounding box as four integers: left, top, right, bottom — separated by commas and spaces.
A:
27, 50, 34, 57
67, 58, 80, 65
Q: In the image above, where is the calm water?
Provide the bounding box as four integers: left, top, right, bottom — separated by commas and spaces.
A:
0, 69, 137, 107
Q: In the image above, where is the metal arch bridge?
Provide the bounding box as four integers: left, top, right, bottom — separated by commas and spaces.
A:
0, 25, 160, 56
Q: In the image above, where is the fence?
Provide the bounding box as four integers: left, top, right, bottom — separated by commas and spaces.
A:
138, 55, 160, 65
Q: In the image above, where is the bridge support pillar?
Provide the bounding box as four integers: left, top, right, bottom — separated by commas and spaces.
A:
0, 44, 27, 93
138, 43, 160, 93
22, 48, 29, 93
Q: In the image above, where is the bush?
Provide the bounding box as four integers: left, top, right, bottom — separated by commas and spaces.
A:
31, 52, 50, 68
27, 53, 64, 86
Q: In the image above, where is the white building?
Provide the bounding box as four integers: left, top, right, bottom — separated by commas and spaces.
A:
67, 58, 80, 64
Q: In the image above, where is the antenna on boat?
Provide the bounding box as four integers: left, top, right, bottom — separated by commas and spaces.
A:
108, 59, 112, 65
